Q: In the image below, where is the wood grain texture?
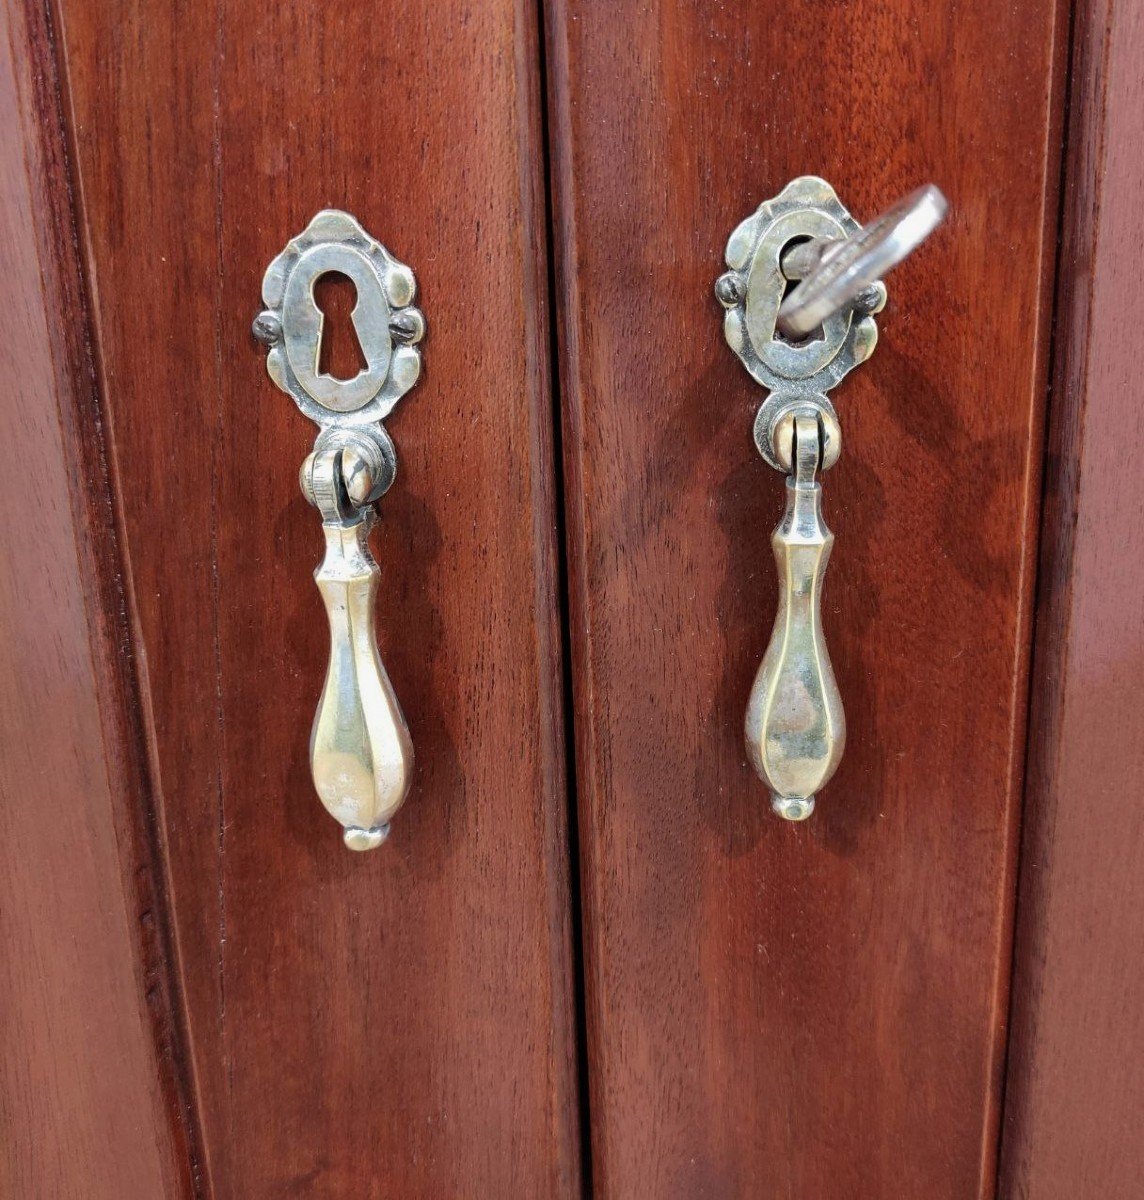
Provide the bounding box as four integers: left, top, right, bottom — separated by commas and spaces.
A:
1000, 1, 1144, 1195
0, 0, 196, 1194
52, 0, 580, 1194
544, 2, 1065, 1196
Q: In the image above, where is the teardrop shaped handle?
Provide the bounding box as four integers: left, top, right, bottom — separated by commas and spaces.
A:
311, 516, 413, 850
745, 413, 845, 820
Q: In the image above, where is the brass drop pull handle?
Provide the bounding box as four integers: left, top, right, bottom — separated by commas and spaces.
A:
745, 412, 843, 821
716, 177, 946, 819
254, 211, 424, 850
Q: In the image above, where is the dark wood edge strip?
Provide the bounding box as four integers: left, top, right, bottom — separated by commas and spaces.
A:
981, 13, 1076, 1190
22, 0, 210, 1192
977, 0, 1079, 1186
998, 0, 1119, 1192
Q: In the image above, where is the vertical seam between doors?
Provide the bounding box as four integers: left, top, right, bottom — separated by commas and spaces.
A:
535, 0, 596, 1193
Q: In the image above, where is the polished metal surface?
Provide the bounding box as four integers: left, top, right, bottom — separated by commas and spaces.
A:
255, 210, 423, 427
716, 176, 944, 819
256, 211, 423, 849
765, 394, 841, 474
776, 184, 947, 340
310, 508, 413, 852
716, 177, 884, 407
745, 414, 844, 820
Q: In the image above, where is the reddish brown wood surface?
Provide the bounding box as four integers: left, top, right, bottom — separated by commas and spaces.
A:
545, 2, 1066, 1196
1000, 1, 1144, 1196
52, 0, 580, 1194
0, 0, 195, 1194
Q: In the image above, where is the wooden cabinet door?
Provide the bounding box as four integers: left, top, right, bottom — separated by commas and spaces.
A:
544, 1, 1066, 1196
5, 0, 1143, 1195
0, 0, 580, 1196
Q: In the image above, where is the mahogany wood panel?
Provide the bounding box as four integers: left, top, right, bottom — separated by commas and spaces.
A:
545, 2, 1065, 1196
52, 0, 580, 1195
1000, 1, 1144, 1195
0, 0, 194, 1193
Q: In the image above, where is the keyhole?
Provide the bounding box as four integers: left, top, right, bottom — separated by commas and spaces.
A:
776, 237, 825, 346
315, 272, 368, 380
